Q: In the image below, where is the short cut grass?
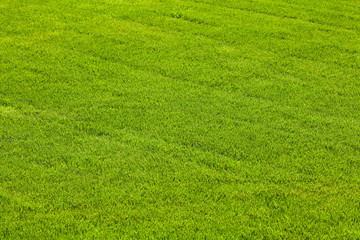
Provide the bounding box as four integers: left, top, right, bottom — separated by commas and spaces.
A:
1, 0, 360, 238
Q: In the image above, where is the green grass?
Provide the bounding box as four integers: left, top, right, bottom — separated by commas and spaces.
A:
1, 0, 360, 238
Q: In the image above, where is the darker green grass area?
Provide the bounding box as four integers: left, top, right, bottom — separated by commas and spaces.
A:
1, 0, 360, 238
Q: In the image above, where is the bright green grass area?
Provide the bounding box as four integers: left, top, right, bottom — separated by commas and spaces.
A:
1, 0, 360, 238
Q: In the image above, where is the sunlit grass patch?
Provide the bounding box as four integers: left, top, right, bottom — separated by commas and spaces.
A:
1, 0, 360, 238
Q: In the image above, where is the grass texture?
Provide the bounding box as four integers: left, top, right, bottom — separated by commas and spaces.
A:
1, 0, 360, 238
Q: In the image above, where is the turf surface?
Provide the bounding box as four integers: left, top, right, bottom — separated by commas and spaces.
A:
1, 0, 360, 238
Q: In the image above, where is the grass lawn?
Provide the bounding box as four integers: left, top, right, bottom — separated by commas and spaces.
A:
1, 0, 360, 238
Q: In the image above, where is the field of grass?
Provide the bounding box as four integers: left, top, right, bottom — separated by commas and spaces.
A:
1, 0, 360, 238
